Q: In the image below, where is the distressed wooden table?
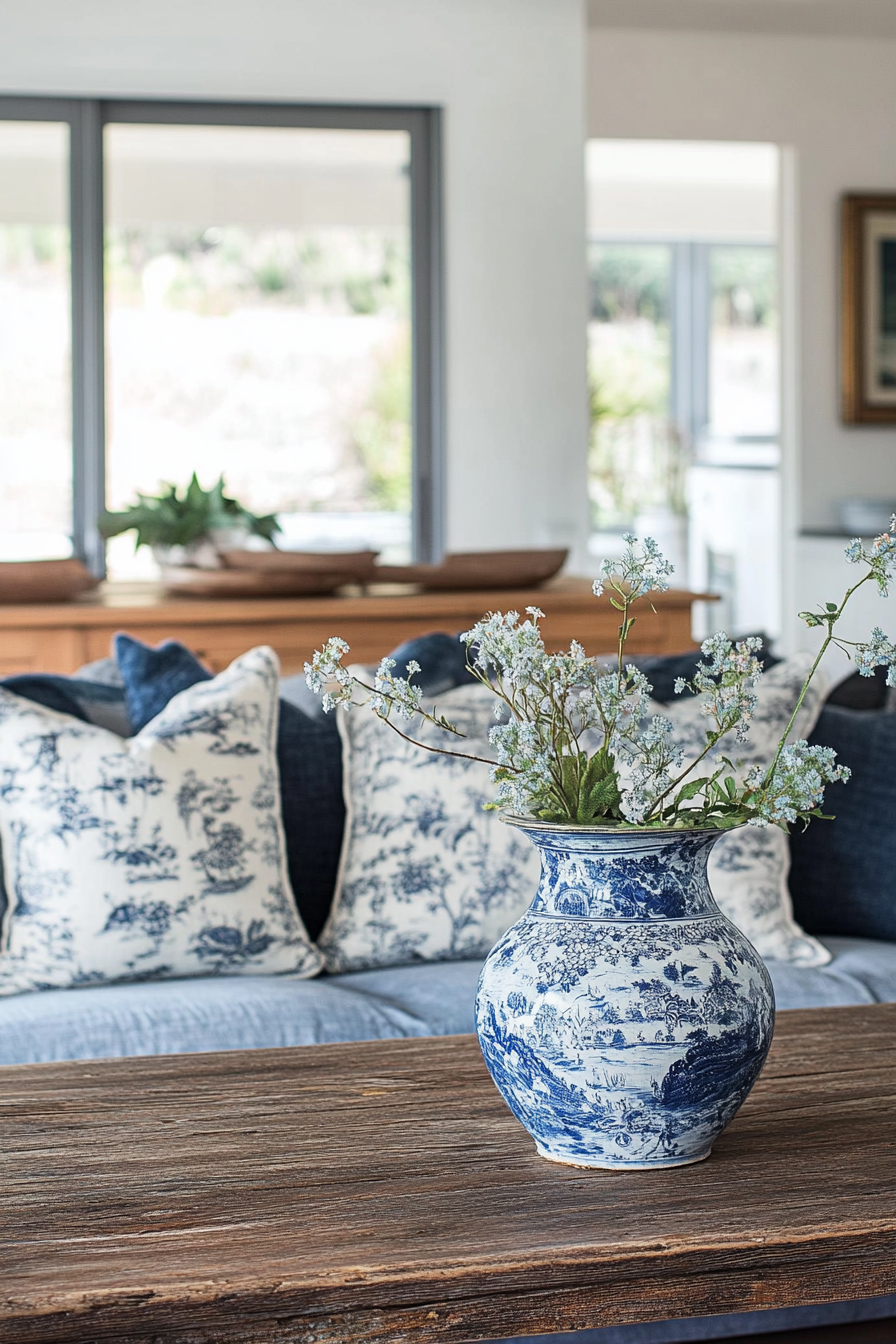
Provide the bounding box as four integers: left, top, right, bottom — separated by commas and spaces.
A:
3, 1004, 895, 1344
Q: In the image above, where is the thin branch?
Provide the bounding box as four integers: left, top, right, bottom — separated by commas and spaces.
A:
376, 710, 513, 771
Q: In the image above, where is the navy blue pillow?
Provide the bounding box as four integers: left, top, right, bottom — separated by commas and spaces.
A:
0, 673, 130, 734
788, 704, 896, 942
637, 638, 781, 704
115, 634, 344, 943
386, 632, 784, 706
387, 631, 478, 696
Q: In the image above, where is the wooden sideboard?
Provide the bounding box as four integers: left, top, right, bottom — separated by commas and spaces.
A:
0, 578, 713, 677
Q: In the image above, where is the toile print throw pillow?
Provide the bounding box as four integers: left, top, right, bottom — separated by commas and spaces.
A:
317, 680, 541, 973
0, 646, 322, 996
643, 654, 832, 967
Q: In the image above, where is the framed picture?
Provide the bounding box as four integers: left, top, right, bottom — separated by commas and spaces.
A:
842, 193, 896, 423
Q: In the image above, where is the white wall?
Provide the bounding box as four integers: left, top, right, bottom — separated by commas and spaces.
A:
587, 25, 896, 537
0, 0, 590, 565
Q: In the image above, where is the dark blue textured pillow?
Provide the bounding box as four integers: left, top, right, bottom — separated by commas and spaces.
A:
386, 631, 478, 696
0, 673, 130, 735
638, 638, 781, 704
788, 704, 896, 942
115, 634, 344, 942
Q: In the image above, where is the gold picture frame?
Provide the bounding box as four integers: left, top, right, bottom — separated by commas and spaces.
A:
842, 192, 896, 423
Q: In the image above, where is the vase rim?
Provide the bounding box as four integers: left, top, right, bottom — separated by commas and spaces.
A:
499, 812, 731, 837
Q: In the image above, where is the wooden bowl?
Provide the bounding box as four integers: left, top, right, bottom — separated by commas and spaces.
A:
161, 567, 348, 599
0, 558, 99, 604
374, 548, 568, 591
219, 549, 379, 582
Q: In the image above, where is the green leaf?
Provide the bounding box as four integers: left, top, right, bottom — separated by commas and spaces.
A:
95, 474, 281, 550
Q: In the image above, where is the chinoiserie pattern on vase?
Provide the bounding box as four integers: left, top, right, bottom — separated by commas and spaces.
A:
476, 822, 774, 1170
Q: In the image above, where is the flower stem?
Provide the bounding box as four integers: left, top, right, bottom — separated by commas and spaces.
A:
762, 569, 873, 788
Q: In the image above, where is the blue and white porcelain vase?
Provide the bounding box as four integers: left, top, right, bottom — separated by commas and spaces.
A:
475, 819, 775, 1170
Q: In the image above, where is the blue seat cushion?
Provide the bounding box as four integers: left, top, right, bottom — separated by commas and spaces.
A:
789, 704, 896, 942
1, 938, 895, 1065
0, 960, 483, 1063
114, 633, 344, 941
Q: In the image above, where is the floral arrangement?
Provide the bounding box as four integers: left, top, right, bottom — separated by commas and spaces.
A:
305, 529, 896, 831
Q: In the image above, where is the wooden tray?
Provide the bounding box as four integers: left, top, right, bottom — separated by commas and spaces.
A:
0, 559, 99, 604
160, 567, 347, 599
219, 548, 379, 582
374, 547, 568, 591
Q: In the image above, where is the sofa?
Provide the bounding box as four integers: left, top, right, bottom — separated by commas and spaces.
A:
2, 641, 895, 1068
2, 637, 895, 1343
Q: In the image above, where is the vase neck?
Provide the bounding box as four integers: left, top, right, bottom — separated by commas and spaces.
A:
519, 827, 723, 922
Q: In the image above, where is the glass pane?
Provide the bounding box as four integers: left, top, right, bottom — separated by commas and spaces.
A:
104, 123, 412, 578
708, 245, 778, 439
0, 121, 72, 560
587, 243, 678, 532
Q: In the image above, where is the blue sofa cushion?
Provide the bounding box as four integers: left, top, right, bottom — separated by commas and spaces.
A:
0, 672, 130, 735
1, 937, 894, 1065
115, 634, 344, 942
789, 703, 896, 942
387, 631, 478, 694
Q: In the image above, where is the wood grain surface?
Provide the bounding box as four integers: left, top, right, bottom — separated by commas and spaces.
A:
3, 1004, 895, 1344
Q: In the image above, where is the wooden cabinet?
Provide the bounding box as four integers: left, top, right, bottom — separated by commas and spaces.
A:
0, 579, 711, 677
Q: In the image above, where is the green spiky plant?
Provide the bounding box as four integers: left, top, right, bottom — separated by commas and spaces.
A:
98, 474, 281, 552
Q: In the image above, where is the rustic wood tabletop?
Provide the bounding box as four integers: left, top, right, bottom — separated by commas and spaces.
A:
3, 1004, 895, 1344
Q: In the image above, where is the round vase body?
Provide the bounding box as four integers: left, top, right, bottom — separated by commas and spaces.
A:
475, 822, 775, 1170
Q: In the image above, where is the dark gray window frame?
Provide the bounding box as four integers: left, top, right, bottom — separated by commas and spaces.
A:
0, 96, 444, 572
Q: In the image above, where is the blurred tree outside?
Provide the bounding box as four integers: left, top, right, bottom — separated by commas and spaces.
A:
103, 225, 413, 551
350, 328, 411, 513
588, 243, 685, 529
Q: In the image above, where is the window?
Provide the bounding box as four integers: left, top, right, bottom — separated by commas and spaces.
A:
586, 140, 781, 639
0, 99, 443, 573
708, 244, 778, 442
587, 242, 675, 533
0, 119, 72, 560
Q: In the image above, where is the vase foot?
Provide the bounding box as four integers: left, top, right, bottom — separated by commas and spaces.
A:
534, 1143, 713, 1171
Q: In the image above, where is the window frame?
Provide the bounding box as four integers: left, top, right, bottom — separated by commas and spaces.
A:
0, 96, 444, 572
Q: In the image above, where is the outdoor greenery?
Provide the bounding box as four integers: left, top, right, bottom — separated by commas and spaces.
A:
710, 246, 777, 330
106, 226, 410, 319
587, 243, 677, 530
351, 330, 412, 513
588, 243, 670, 324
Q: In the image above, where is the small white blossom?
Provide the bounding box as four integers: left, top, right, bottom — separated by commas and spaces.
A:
752, 741, 850, 826
853, 626, 896, 686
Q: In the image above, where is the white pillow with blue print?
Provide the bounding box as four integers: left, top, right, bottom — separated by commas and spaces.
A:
641, 654, 832, 968
0, 646, 322, 995
318, 679, 540, 973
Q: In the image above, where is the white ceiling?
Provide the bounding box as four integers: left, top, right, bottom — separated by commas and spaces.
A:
587, 0, 896, 39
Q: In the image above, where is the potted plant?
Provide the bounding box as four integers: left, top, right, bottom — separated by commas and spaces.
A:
305, 529, 896, 1170
98, 474, 280, 569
